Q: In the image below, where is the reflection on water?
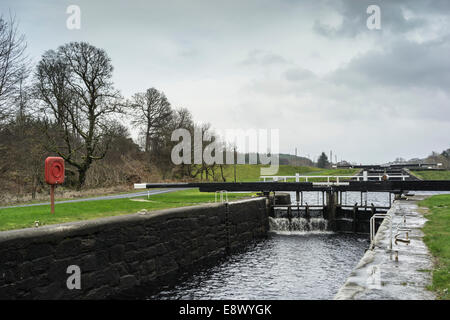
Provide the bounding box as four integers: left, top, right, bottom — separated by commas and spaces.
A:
148, 233, 369, 300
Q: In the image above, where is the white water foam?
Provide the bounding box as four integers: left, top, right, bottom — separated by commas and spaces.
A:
269, 217, 331, 235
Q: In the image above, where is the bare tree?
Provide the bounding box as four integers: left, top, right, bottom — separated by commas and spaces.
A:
185, 122, 225, 181
0, 75, 47, 200
129, 88, 173, 153
160, 107, 194, 179
34, 42, 123, 189
34, 49, 73, 126
0, 14, 29, 184
0, 14, 28, 123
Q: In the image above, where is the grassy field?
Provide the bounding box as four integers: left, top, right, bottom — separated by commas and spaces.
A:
208, 164, 359, 182
419, 194, 450, 300
0, 189, 256, 232
411, 170, 450, 180
0, 165, 359, 232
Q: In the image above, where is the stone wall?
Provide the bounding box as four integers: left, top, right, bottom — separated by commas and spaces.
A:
0, 197, 269, 299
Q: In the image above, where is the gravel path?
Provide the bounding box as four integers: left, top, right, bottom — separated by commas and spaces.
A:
0, 188, 186, 209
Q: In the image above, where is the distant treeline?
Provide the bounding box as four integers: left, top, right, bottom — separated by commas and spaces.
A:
0, 16, 314, 201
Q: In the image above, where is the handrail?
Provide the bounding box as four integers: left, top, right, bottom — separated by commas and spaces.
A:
338, 204, 391, 209
215, 190, 228, 203
272, 204, 325, 208
370, 213, 391, 249
369, 204, 414, 253
260, 174, 409, 182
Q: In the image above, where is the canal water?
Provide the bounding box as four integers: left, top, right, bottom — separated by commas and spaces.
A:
148, 192, 390, 300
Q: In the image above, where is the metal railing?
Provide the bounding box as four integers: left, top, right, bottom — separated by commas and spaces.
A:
370, 213, 392, 250
393, 215, 411, 246
369, 205, 412, 251
260, 174, 409, 185
215, 190, 228, 203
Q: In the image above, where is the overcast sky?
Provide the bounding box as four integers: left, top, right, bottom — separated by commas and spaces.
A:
1, 0, 449, 164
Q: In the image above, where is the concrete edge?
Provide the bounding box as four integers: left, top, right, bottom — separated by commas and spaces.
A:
334, 203, 398, 300
334, 198, 436, 300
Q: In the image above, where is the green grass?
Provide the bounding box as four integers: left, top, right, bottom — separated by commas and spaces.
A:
412, 170, 450, 180
205, 164, 359, 182
0, 165, 357, 231
419, 194, 450, 300
0, 189, 256, 232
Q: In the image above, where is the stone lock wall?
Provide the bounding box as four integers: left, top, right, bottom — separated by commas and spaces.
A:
0, 197, 269, 299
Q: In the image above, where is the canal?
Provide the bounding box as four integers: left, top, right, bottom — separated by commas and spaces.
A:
147, 191, 390, 300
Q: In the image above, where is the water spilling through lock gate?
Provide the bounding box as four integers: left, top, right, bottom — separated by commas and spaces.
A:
144, 192, 390, 299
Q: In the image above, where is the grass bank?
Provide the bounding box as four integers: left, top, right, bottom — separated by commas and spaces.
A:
419, 194, 450, 300
412, 170, 450, 180
0, 189, 256, 232
2, 165, 358, 207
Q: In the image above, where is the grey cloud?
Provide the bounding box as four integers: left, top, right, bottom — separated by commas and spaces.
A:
240, 50, 290, 66
313, 0, 432, 38
179, 47, 199, 58
328, 38, 450, 91
284, 68, 316, 82
3, 0, 448, 163
260, 54, 289, 65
